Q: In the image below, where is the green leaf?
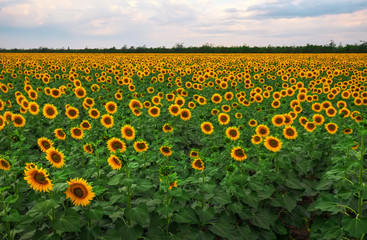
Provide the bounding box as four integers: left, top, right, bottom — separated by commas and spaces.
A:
195, 206, 215, 225
2, 209, 20, 222
52, 209, 81, 232
134, 179, 154, 193
342, 215, 367, 238
284, 176, 303, 190
36, 199, 58, 215
5, 194, 19, 204
108, 174, 123, 186
211, 191, 231, 206
0, 186, 11, 192
124, 202, 149, 226
93, 185, 107, 196
52, 183, 68, 193
173, 207, 198, 224
85, 206, 104, 221
241, 190, 259, 209
308, 194, 340, 213
209, 219, 233, 239
249, 210, 277, 230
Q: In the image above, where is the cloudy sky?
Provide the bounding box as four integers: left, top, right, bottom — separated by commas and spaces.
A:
0, 0, 366, 49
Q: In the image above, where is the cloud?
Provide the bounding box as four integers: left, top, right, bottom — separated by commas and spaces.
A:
247, 0, 367, 19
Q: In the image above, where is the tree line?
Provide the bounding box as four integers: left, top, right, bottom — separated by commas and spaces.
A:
1, 41, 366, 53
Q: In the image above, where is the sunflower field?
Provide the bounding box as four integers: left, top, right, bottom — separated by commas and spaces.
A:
0, 53, 367, 239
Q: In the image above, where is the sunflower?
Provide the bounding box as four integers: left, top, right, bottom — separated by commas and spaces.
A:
121, 124, 135, 140
24, 162, 36, 171
129, 99, 143, 110
272, 115, 284, 127
83, 144, 94, 154
211, 109, 219, 115
248, 119, 257, 127
312, 114, 325, 125
218, 113, 230, 125
168, 181, 178, 190
88, 108, 100, 119
70, 127, 84, 140
12, 114, 26, 127
80, 120, 92, 130
211, 93, 222, 104
299, 116, 308, 126
341, 128, 353, 136
339, 108, 350, 118
100, 114, 114, 128
65, 178, 95, 207
180, 108, 191, 121
271, 100, 281, 109
201, 122, 214, 135
283, 126, 298, 140
28, 102, 40, 115
43, 104, 58, 119
311, 103, 322, 112
162, 124, 173, 133
190, 150, 199, 158
38, 137, 54, 152
148, 106, 161, 118
0, 158, 10, 170
168, 104, 180, 116
325, 107, 337, 117
192, 158, 204, 171
264, 136, 282, 152
24, 166, 53, 192
105, 101, 117, 114
54, 128, 66, 140
107, 137, 126, 153
133, 140, 149, 152
305, 122, 316, 132
65, 106, 79, 120
160, 146, 172, 157
256, 124, 270, 137
251, 134, 263, 145
231, 147, 247, 161
325, 123, 338, 134
46, 147, 65, 168
74, 87, 87, 99
108, 154, 122, 170
226, 127, 240, 140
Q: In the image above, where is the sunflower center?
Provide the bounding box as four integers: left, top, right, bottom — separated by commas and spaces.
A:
195, 160, 203, 168
220, 116, 227, 122
286, 129, 295, 136
113, 157, 121, 166
275, 118, 282, 124
104, 118, 111, 124
254, 136, 261, 142
269, 139, 279, 147
137, 143, 145, 149
31, 106, 37, 111
108, 105, 115, 111
74, 129, 82, 135
69, 110, 76, 116
1, 160, 9, 167
73, 187, 85, 197
43, 142, 50, 149
51, 153, 61, 163
113, 142, 122, 149
182, 111, 188, 118
162, 147, 170, 153
204, 125, 211, 131
328, 125, 336, 131
259, 128, 266, 134
235, 149, 244, 157
47, 108, 54, 115
14, 117, 22, 124
151, 109, 158, 114
34, 173, 46, 184
229, 130, 237, 137
125, 129, 133, 136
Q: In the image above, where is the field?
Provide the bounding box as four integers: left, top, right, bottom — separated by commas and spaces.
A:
0, 53, 367, 239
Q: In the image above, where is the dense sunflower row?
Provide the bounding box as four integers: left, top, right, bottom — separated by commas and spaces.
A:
0, 53, 366, 238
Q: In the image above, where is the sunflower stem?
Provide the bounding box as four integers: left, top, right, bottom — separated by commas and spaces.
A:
358, 136, 364, 218
1, 192, 11, 240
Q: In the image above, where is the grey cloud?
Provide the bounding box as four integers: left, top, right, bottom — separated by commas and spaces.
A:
148, 1, 198, 25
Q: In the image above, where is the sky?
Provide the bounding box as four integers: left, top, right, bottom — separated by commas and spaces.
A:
0, 0, 366, 49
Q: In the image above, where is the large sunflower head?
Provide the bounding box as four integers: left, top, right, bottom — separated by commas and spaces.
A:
160, 146, 172, 157
70, 127, 84, 140
162, 124, 173, 133
255, 124, 270, 137
43, 104, 58, 119
201, 122, 214, 135
105, 101, 117, 114
74, 87, 87, 99
12, 114, 26, 127
38, 137, 54, 152
28, 102, 40, 115
133, 140, 149, 152
226, 127, 240, 140
24, 166, 53, 192
251, 134, 263, 145
283, 126, 298, 140
248, 119, 257, 127
54, 128, 66, 140
312, 114, 325, 126
128, 99, 143, 110
100, 114, 114, 128
148, 106, 161, 118
83, 143, 94, 154
88, 108, 100, 119
46, 147, 65, 168
180, 108, 191, 121
325, 123, 338, 134
65, 178, 95, 207
192, 158, 205, 171
121, 124, 136, 140
305, 122, 316, 132
108, 154, 123, 170
107, 137, 126, 153
65, 106, 79, 120
0, 157, 11, 170
218, 113, 230, 125
264, 136, 282, 152
168, 104, 180, 116
231, 147, 247, 161
272, 115, 285, 127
